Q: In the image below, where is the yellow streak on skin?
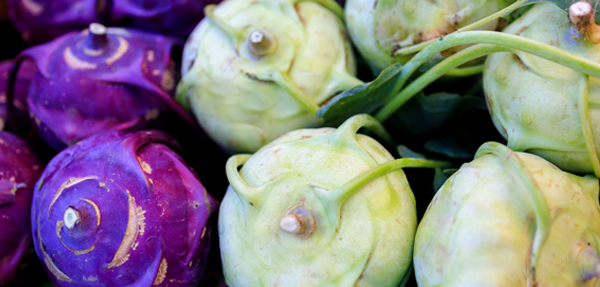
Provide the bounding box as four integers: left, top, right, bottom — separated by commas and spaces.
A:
56, 221, 95, 255
64, 48, 97, 70
80, 198, 101, 226
49, 176, 98, 216
106, 36, 129, 65
137, 157, 152, 174
37, 217, 73, 282
107, 190, 139, 268
153, 258, 168, 286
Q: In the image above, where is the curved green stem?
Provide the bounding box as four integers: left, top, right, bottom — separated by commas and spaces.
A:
334, 114, 395, 147
331, 158, 451, 204
475, 142, 551, 286
378, 31, 600, 121
204, 5, 244, 47
577, 75, 600, 177
444, 64, 485, 77
272, 72, 321, 114
377, 44, 507, 121
394, 0, 529, 56
226, 155, 262, 204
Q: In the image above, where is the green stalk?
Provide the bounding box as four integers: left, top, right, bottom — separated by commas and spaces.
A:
377, 44, 507, 121
577, 75, 600, 177
226, 155, 262, 205
444, 64, 485, 77
332, 158, 451, 204
475, 142, 551, 286
393, 0, 529, 56
377, 31, 600, 121
333, 114, 395, 148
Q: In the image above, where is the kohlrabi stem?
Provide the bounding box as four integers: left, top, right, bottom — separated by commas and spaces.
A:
393, 0, 529, 56
272, 72, 320, 114
86, 23, 108, 50
475, 142, 551, 286
332, 158, 451, 204
569, 1, 600, 43
377, 31, 600, 122
226, 155, 261, 205
64, 207, 81, 230
444, 64, 485, 77
248, 30, 277, 57
577, 75, 600, 177
377, 44, 507, 121
334, 114, 395, 148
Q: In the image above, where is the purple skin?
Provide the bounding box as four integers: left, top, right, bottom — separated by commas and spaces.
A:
7, 0, 107, 44
31, 130, 218, 286
0, 131, 43, 285
8, 24, 199, 150
111, 0, 221, 38
0, 60, 36, 133
7, 0, 220, 44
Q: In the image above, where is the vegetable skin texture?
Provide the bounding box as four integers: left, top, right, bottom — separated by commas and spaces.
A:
31, 130, 218, 287
415, 142, 600, 286
220, 114, 416, 286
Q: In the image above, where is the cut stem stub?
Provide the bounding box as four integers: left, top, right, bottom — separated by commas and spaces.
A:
279, 207, 315, 238
64, 207, 81, 230
568, 1, 600, 43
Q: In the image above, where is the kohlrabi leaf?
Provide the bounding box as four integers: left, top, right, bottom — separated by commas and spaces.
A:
397, 145, 427, 159
317, 64, 403, 126
424, 133, 476, 160
387, 92, 487, 136
433, 168, 457, 192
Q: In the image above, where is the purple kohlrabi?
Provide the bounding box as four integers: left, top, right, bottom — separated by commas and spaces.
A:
7, 23, 198, 150
7, 0, 108, 44
0, 131, 43, 285
7, 0, 220, 44
0, 60, 36, 133
32, 130, 218, 286
111, 0, 220, 38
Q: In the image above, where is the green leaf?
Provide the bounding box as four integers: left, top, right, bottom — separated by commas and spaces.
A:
317, 63, 403, 126
397, 145, 426, 159
424, 133, 475, 160
388, 92, 487, 136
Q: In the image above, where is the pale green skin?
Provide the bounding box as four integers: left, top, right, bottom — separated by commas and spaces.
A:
484, 3, 600, 175
414, 143, 600, 286
177, 0, 359, 153
345, 0, 507, 74
219, 115, 416, 286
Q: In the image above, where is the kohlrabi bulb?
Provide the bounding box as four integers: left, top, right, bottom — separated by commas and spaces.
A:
177, 0, 361, 154
219, 114, 442, 286
346, 0, 509, 73
32, 130, 218, 286
415, 142, 600, 286
9, 23, 194, 150
484, 2, 600, 175
0, 131, 42, 285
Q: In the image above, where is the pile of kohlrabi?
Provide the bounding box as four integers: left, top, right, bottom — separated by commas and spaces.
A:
3, 0, 600, 285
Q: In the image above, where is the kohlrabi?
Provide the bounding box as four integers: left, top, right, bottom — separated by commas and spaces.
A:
484, 2, 600, 175
345, 0, 510, 74
414, 142, 600, 286
8, 23, 197, 150
0, 60, 35, 133
7, 0, 219, 44
32, 130, 218, 286
220, 114, 447, 286
0, 131, 42, 285
177, 0, 362, 154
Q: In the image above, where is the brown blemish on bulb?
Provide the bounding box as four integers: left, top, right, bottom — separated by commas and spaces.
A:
161, 71, 175, 91
153, 258, 168, 285
512, 54, 529, 71
44, 257, 73, 282
137, 206, 146, 236
22, 0, 44, 16
56, 220, 96, 255
147, 51, 155, 62
145, 109, 160, 121
138, 157, 153, 174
